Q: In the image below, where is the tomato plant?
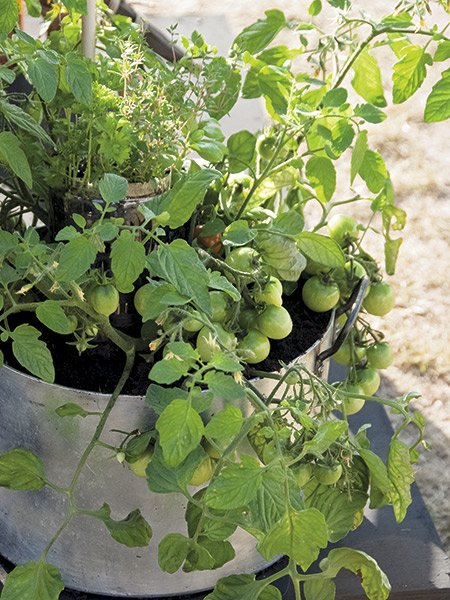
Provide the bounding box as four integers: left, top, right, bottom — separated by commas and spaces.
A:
256, 305, 293, 340
256, 135, 277, 160
88, 284, 120, 317
238, 329, 271, 364
253, 276, 283, 307
363, 282, 395, 316
196, 325, 237, 362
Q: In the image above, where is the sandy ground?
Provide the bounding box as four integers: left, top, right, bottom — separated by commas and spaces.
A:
132, 0, 450, 553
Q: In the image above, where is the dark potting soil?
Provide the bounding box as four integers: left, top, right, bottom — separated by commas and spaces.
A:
4, 282, 331, 396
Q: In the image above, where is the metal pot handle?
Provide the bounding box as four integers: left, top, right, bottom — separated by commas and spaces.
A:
315, 275, 370, 375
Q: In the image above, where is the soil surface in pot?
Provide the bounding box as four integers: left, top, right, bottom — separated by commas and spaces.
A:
3, 283, 331, 395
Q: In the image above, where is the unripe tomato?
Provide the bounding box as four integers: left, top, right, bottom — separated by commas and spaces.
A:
327, 214, 358, 246
355, 366, 380, 396
254, 276, 283, 307
257, 305, 293, 340
332, 340, 366, 366
336, 382, 366, 415
189, 456, 215, 486
89, 284, 119, 317
292, 463, 313, 487
313, 463, 343, 485
256, 135, 277, 160
183, 311, 203, 333
344, 260, 367, 280
210, 291, 229, 322
128, 448, 154, 478
363, 282, 395, 316
66, 315, 78, 333
196, 324, 237, 362
302, 277, 340, 313
134, 283, 155, 317
367, 342, 393, 369
225, 247, 259, 275
238, 308, 259, 330
238, 329, 271, 364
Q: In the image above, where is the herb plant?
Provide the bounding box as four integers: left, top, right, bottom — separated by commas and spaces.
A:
0, 1, 449, 599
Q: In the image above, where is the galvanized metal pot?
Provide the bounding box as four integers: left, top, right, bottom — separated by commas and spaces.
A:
0, 316, 336, 598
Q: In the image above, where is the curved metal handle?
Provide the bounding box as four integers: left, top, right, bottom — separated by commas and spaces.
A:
315, 275, 370, 374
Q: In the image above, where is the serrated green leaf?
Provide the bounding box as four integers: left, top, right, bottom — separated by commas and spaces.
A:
257, 232, 306, 282
205, 574, 281, 600
232, 9, 287, 54
392, 46, 431, 104
303, 579, 336, 600
435, 40, 450, 62
56, 235, 97, 282
91, 503, 152, 547
204, 373, 246, 403
1, 561, 64, 600
0, 131, 32, 188
258, 507, 328, 570
300, 421, 348, 458
0, 448, 46, 491
351, 130, 368, 184
205, 404, 244, 442
27, 57, 58, 103
158, 533, 191, 574
323, 87, 347, 107
195, 538, 235, 570
0, 230, 18, 255
36, 301, 73, 335
354, 104, 386, 124
147, 444, 205, 494
320, 547, 391, 600
208, 271, 241, 301
258, 65, 292, 116
156, 399, 204, 467
65, 52, 92, 104
61, 0, 87, 13
352, 48, 387, 107
358, 149, 388, 193
424, 69, 450, 123
0, 0, 19, 34
11, 324, 54, 383
387, 438, 414, 522
223, 221, 257, 247
359, 448, 391, 508
98, 173, 128, 203
297, 232, 345, 269
149, 357, 190, 385
305, 156, 336, 202
110, 230, 146, 293
0, 100, 53, 146
227, 130, 256, 173
205, 456, 263, 510
158, 169, 221, 229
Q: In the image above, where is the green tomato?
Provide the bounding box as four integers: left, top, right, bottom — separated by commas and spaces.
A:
238, 308, 259, 330
225, 247, 259, 275
254, 276, 283, 307
292, 463, 313, 487
367, 342, 393, 369
327, 214, 358, 246
128, 448, 154, 478
210, 291, 229, 322
134, 283, 155, 317
183, 311, 204, 333
189, 456, 215, 486
89, 284, 119, 317
66, 315, 78, 333
363, 282, 395, 316
313, 463, 343, 485
302, 277, 340, 313
336, 383, 366, 415
332, 340, 366, 366
344, 260, 367, 280
256, 135, 277, 160
257, 305, 293, 340
196, 324, 237, 362
355, 366, 380, 396
238, 329, 271, 364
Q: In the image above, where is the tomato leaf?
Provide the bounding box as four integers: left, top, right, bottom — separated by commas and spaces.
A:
55, 402, 91, 418
227, 130, 256, 173
36, 300, 73, 335
27, 56, 59, 103
90, 503, 152, 547
149, 357, 191, 385
303, 579, 336, 600
56, 235, 98, 282
300, 421, 348, 459
0, 100, 54, 147
0, 448, 46, 491
65, 52, 92, 104
204, 404, 244, 442
358, 149, 388, 193
204, 373, 246, 403
392, 45, 431, 104
297, 232, 345, 269
205, 574, 281, 600
258, 507, 328, 570
354, 104, 386, 124
111, 230, 146, 293
205, 455, 263, 510
0, 560, 64, 600
352, 48, 387, 107
319, 547, 391, 600
387, 438, 414, 522
232, 9, 287, 54
98, 173, 128, 203
350, 130, 368, 184
208, 271, 241, 301
158, 533, 191, 574
0, 131, 32, 188
0, 0, 19, 34
424, 69, 450, 123
156, 399, 204, 467
147, 444, 205, 494
11, 324, 55, 383
305, 156, 336, 203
